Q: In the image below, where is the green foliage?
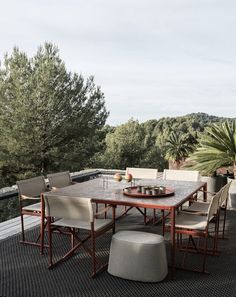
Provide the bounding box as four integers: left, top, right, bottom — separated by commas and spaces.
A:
0, 43, 108, 186
99, 119, 145, 169
188, 121, 236, 177
0, 196, 19, 223
93, 113, 235, 172
164, 131, 195, 164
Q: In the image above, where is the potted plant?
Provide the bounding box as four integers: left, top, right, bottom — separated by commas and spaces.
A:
187, 121, 236, 193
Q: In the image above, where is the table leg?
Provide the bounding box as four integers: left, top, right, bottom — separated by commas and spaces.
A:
40, 194, 45, 255
203, 183, 207, 202
170, 207, 176, 279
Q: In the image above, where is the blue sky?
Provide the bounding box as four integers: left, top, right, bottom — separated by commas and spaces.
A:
1, 0, 236, 125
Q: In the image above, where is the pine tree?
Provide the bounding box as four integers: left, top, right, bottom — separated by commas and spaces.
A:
0, 43, 108, 185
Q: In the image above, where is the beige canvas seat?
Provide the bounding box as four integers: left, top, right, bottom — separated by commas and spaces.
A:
182, 181, 232, 239
42, 194, 116, 277
47, 171, 74, 189
166, 190, 221, 273
124, 167, 158, 224
16, 176, 48, 247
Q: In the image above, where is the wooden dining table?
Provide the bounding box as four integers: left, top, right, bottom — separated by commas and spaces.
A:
41, 176, 207, 278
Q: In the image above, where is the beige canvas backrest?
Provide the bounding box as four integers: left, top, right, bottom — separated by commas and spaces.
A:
47, 171, 72, 188
207, 190, 221, 222
17, 176, 47, 199
44, 195, 93, 222
163, 169, 200, 182
219, 181, 232, 207
126, 168, 158, 179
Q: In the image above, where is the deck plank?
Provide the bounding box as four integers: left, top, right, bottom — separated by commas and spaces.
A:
0, 215, 40, 240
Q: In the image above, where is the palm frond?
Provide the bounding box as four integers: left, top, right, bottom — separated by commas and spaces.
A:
188, 120, 236, 175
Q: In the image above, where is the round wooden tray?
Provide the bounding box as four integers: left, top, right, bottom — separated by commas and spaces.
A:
122, 186, 175, 198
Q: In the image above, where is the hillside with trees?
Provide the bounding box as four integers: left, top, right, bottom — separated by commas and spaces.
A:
92, 113, 234, 171
0, 43, 235, 187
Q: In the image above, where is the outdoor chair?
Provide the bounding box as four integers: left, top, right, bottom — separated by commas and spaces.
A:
123, 167, 158, 224
42, 194, 116, 277
161, 169, 200, 235
47, 171, 75, 189
17, 176, 48, 247
126, 167, 159, 183
163, 169, 200, 182
166, 190, 221, 273
182, 181, 232, 240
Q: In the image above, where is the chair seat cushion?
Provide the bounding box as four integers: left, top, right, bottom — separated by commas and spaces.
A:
173, 213, 208, 230
22, 202, 41, 212
183, 201, 210, 214
52, 218, 113, 231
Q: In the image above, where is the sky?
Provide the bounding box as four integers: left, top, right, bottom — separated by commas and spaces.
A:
0, 0, 236, 125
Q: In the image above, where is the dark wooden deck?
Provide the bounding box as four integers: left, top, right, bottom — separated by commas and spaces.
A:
1, 208, 236, 297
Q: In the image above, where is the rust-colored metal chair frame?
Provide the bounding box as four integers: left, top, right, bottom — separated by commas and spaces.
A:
182, 181, 232, 241
173, 191, 221, 273
17, 176, 48, 247
42, 194, 116, 277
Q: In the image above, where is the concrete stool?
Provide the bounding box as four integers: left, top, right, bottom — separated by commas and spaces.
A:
108, 230, 168, 282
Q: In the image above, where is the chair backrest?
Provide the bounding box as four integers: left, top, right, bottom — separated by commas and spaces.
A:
126, 167, 158, 179
17, 176, 47, 198
163, 169, 200, 182
207, 190, 222, 222
44, 194, 93, 222
47, 171, 72, 188
219, 181, 232, 207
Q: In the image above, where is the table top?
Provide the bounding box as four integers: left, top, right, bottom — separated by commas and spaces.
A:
44, 177, 206, 210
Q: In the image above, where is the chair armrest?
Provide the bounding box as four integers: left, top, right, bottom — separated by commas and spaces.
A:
48, 186, 58, 191
21, 194, 40, 200
198, 189, 216, 195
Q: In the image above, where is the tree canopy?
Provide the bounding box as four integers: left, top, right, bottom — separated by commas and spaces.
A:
164, 131, 195, 169
0, 42, 108, 186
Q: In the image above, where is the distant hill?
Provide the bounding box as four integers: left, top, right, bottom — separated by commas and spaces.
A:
138, 112, 236, 149
183, 112, 235, 123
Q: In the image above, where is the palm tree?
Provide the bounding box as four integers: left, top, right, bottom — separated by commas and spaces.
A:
188, 121, 236, 178
164, 131, 195, 169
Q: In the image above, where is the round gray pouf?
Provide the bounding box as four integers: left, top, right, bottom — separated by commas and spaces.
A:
108, 230, 168, 282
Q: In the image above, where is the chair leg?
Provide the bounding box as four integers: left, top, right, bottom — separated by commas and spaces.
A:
162, 210, 165, 236
48, 217, 53, 267
213, 215, 219, 254
20, 213, 25, 242
202, 234, 208, 273
181, 235, 191, 268
222, 207, 227, 239
144, 208, 147, 224
71, 228, 75, 248
91, 231, 96, 277
104, 204, 107, 219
